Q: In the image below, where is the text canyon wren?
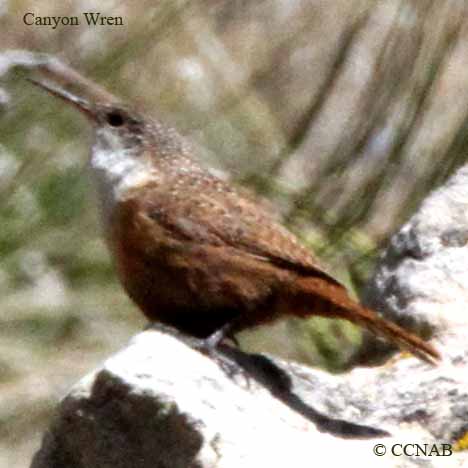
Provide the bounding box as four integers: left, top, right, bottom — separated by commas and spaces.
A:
29, 68, 440, 365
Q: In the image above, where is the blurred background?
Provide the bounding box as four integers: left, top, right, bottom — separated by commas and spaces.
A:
1, 0, 468, 465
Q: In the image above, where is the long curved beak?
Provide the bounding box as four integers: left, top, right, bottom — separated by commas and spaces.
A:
28, 78, 97, 122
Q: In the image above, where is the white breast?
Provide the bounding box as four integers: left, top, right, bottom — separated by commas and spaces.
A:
89, 137, 153, 225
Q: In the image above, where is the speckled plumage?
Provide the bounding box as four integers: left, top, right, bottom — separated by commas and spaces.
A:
31, 75, 440, 364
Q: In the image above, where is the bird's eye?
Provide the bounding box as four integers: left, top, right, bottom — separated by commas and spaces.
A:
106, 111, 125, 127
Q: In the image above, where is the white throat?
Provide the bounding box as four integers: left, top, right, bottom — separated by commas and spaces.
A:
89, 130, 151, 221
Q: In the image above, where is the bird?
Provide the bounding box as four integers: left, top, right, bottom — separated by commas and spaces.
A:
28, 67, 440, 365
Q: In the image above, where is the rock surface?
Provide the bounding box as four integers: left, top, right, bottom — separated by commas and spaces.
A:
28, 330, 382, 468
30, 327, 466, 468
359, 163, 468, 365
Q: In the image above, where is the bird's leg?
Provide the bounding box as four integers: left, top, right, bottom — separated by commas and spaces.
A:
195, 320, 248, 380
202, 320, 241, 350
145, 320, 239, 354
203, 322, 233, 349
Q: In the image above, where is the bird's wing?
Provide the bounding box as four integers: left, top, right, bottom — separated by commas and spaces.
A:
124, 180, 342, 285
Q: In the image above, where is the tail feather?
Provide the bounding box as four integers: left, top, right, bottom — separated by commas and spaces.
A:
346, 304, 440, 364
293, 277, 440, 365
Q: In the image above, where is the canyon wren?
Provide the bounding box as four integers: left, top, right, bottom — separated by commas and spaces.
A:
29, 70, 440, 365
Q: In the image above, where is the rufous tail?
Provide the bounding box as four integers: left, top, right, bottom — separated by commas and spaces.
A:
292, 277, 440, 365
